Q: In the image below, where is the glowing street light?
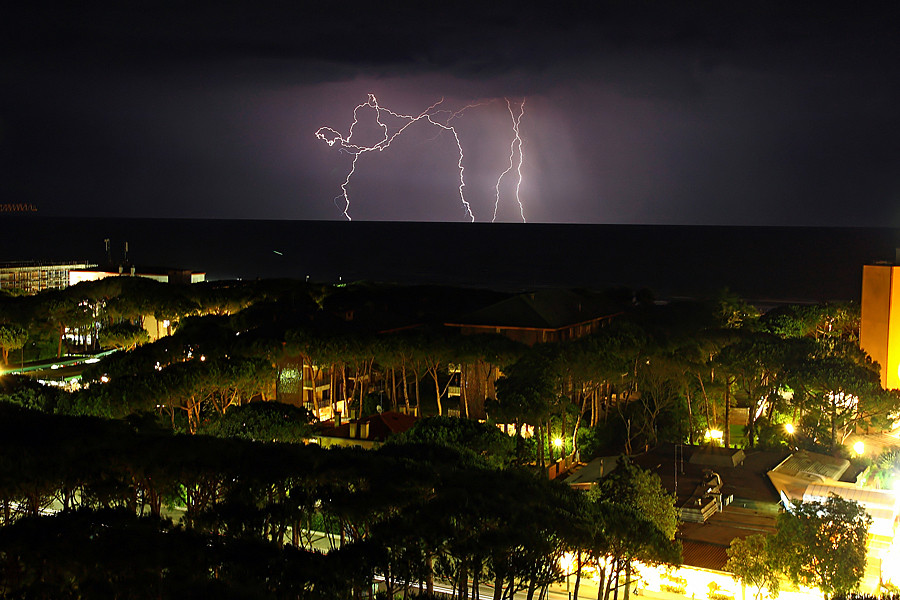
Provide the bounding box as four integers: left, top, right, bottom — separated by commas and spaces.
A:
552, 437, 564, 462
853, 440, 865, 456
706, 429, 723, 441
784, 423, 795, 435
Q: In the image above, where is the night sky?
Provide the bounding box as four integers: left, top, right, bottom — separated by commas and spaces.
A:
3, 2, 899, 226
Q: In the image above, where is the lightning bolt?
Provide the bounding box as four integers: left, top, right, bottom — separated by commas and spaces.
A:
316, 94, 528, 222
493, 98, 527, 223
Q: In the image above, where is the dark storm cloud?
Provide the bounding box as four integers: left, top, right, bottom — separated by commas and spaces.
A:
7, 3, 896, 85
2, 2, 899, 224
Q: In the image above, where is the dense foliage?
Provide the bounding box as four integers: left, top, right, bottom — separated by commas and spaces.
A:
1, 278, 891, 599
0, 404, 679, 599
772, 495, 872, 599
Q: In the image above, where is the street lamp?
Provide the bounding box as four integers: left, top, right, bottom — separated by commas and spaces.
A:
553, 437, 564, 462
705, 429, 723, 445
784, 423, 795, 435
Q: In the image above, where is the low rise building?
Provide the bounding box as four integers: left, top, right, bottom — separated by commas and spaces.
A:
0, 260, 97, 293
565, 444, 890, 598
314, 410, 418, 449
69, 265, 205, 285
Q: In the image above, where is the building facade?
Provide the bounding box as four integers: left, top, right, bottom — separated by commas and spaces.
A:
860, 263, 900, 390
0, 261, 97, 294
69, 266, 205, 286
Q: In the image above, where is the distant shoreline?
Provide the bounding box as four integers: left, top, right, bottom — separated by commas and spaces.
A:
3, 217, 899, 303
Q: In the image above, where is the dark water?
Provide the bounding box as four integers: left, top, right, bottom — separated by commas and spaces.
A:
3, 217, 899, 303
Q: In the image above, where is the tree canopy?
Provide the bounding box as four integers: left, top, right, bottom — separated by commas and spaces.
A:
771, 495, 871, 599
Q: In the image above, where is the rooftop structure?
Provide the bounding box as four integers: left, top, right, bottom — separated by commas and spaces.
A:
571, 445, 889, 595
445, 289, 622, 346
564, 445, 791, 596
767, 449, 898, 539
689, 446, 746, 468
314, 410, 418, 449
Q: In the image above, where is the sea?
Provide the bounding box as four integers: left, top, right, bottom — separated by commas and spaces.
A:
3, 217, 900, 305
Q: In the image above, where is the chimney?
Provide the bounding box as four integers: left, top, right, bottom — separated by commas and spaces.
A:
335, 411, 342, 427
360, 422, 370, 439
349, 422, 358, 438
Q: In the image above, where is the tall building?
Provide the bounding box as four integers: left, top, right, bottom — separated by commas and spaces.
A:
0, 260, 97, 294
860, 260, 900, 389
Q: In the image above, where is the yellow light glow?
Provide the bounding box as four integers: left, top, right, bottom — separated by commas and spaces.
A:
785, 423, 795, 434
884, 540, 900, 586
553, 437, 563, 449
706, 429, 723, 440
853, 440, 865, 455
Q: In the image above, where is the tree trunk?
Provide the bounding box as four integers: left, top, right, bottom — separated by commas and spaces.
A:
431, 367, 443, 416
462, 364, 469, 418
401, 364, 410, 412
341, 365, 349, 413
574, 391, 588, 454
830, 394, 838, 452
697, 374, 712, 433
492, 573, 504, 600
311, 364, 321, 415
414, 370, 421, 415
537, 420, 545, 466
573, 550, 583, 600
458, 562, 468, 600
330, 368, 336, 416
612, 566, 620, 600
685, 384, 695, 444
390, 367, 396, 409
724, 381, 731, 448
548, 420, 553, 462
596, 561, 605, 600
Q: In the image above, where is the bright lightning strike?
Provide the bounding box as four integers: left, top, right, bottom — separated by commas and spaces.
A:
316, 94, 528, 222
492, 99, 526, 223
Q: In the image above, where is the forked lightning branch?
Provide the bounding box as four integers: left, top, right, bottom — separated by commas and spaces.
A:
315, 94, 527, 222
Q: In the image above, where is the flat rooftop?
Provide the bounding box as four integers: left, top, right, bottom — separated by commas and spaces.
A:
631, 443, 787, 508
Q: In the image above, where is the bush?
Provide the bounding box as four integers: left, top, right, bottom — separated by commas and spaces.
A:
0, 375, 67, 413
198, 401, 315, 443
